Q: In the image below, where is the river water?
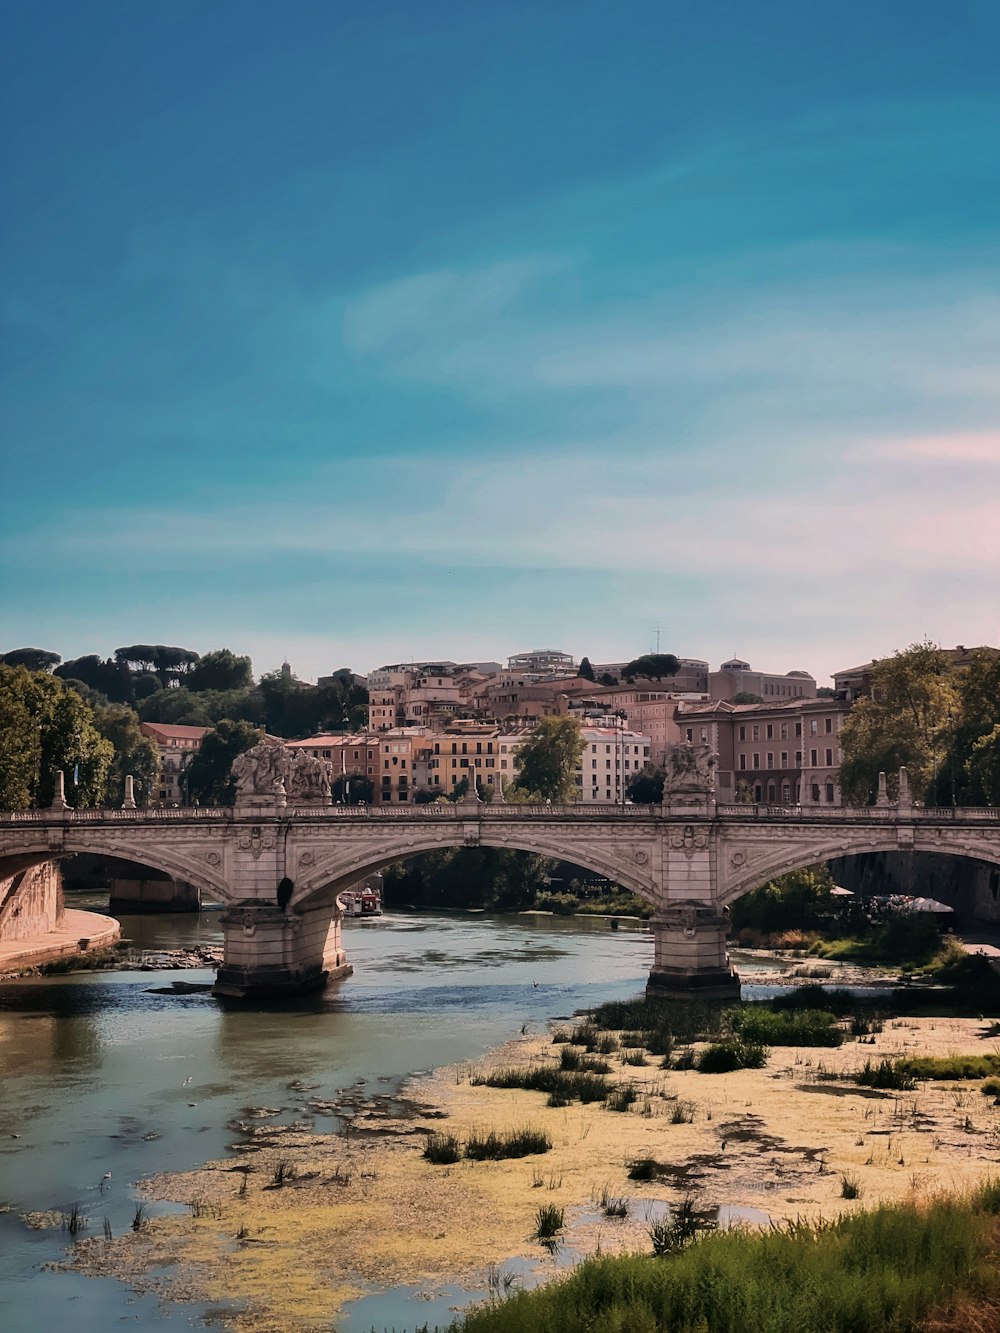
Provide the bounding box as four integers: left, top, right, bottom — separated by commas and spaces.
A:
0, 904, 664, 1332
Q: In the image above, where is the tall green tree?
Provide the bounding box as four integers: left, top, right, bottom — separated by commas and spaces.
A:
0, 665, 113, 809
1, 648, 61, 672
838, 643, 961, 805
114, 645, 200, 688
185, 719, 261, 805
622, 653, 681, 683
578, 656, 596, 682
512, 716, 586, 802
188, 649, 254, 693
92, 704, 160, 807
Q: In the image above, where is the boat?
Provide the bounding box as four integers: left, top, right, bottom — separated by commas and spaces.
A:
340, 876, 383, 918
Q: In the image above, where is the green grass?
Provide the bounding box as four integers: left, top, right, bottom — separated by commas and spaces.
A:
471, 1065, 610, 1104
854, 1059, 917, 1091
604, 1084, 639, 1112
532, 1203, 564, 1241
464, 1127, 551, 1161
726, 1006, 844, 1048
423, 1186, 1000, 1333
895, 1054, 1000, 1081
558, 1047, 611, 1074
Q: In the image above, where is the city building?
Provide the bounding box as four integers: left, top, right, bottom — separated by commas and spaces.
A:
708, 658, 816, 702
676, 697, 852, 805
139, 722, 209, 805
505, 649, 578, 677
286, 734, 379, 798
562, 685, 682, 765
575, 726, 652, 804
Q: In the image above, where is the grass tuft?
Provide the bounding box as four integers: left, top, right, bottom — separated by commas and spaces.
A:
695, 1039, 768, 1074
465, 1127, 552, 1161
423, 1132, 462, 1164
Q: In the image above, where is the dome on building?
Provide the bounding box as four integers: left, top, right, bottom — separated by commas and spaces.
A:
720, 658, 751, 671
786, 670, 813, 678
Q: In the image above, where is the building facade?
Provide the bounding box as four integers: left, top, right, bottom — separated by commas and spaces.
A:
139, 722, 209, 805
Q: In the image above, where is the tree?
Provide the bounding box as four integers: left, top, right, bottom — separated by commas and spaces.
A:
1, 648, 61, 672
188, 649, 254, 693
966, 725, 1000, 805
185, 719, 261, 806
137, 687, 215, 727
622, 653, 681, 683
512, 716, 586, 802
114, 645, 200, 688
598, 672, 617, 686
732, 692, 763, 705
92, 704, 160, 807
839, 643, 961, 805
578, 656, 596, 682
626, 763, 665, 804
332, 773, 374, 805
0, 665, 113, 809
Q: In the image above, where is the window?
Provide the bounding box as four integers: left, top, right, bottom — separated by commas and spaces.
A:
826, 783, 835, 803
780, 722, 788, 740
810, 749, 818, 766
766, 724, 773, 739
685, 727, 693, 741
739, 754, 747, 770
825, 718, 833, 734
825, 748, 833, 766
795, 751, 802, 765
752, 753, 760, 769
795, 722, 802, 736
780, 751, 788, 767
766, 752, 774, 769
738, 726, 746, 741
752, 725, 760, 741
810, 719, 818, 735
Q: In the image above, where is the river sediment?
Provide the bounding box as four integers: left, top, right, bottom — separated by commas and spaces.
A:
65, 1011, 1000, 1333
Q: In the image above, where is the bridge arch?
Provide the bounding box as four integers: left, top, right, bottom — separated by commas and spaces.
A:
719, 832, 1000, 907
292, 828, 659, 909
0, 835, 230, 905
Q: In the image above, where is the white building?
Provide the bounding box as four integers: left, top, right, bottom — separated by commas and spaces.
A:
575, 726, 651, 804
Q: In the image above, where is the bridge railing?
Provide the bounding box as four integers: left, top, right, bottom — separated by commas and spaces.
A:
716, 804, 1000, 821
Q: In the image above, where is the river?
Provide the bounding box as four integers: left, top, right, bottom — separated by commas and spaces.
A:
0, 903, 664, 1332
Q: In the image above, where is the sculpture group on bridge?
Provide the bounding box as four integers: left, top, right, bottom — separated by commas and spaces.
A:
231, 740, 332, 804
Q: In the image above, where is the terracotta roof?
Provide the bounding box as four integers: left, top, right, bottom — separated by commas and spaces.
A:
139, 723, 210, 741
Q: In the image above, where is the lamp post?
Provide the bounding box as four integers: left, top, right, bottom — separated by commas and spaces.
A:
616, 710, 628, 811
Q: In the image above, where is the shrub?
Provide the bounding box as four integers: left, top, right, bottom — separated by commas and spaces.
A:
465, 1127, 551, 1161
627, 1156, 660, 1181
854, 1059, 917, 1091
559, 1047, 610, 1074
533, 1203, 564, 1241
621, 1049, 648, 1066
727, 1006, 843, 1048
474, 1066, 610, 1104
981, 1077, 1000, 1097
605, 1084, 639, 1112
840, 1174, 863, 1200
695, 1040, 768, 1073
423, 1133, 462, 1164
649, 1196, 714, 1256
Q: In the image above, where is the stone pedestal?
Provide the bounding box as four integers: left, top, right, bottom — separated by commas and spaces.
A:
646, 902, 740, 999
213, 900, 352, 1000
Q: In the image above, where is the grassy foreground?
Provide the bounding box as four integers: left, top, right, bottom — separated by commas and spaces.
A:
423, 1186, 1000, 1333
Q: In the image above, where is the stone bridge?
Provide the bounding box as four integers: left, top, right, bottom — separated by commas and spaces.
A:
2, 744, 999, 1000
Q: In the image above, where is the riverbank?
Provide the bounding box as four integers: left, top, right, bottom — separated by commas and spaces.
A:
66, 1006, 1000, 1332
0, 908, 120, 977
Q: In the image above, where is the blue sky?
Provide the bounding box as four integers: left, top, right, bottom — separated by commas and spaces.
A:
2, 1, 998, 683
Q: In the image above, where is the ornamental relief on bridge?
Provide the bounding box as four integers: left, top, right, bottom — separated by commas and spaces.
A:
237, 826, 276, 859
668, 825, 709, 859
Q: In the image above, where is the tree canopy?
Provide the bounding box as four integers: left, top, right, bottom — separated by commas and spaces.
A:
578, 656, 596, 682
0, 665, 114, 809
1, 648, 61, 672
622, 653, 681, 682
188, 649, 254, 693
114, 644, 200, 687
838, 643, 962, 805
93, 704, 160, 807
512, 716, 586, 802
185, 719, 261, 806
626, 763, 665, 804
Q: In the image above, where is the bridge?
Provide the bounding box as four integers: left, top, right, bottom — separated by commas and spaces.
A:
2, 742, 999, 999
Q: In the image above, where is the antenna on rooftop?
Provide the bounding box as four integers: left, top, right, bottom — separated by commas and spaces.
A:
653, 621, 662, 653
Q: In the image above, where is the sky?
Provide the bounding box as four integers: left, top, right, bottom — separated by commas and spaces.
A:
2, 1, 998, 685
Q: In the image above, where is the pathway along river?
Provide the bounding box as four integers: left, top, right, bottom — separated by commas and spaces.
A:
1, 903, 666, 1331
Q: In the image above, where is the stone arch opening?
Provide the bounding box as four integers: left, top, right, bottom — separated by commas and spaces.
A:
292, 831, 658, 913
0, 838, 227, 909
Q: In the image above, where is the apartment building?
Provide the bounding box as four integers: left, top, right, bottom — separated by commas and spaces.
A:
367, 662, 496, 731
677, 697, 851, 805
420, 721, 526, 797
562, 685, 682, 764
575, 726, 652, 804
287, 734, 379, 798
139, 722, 209, 805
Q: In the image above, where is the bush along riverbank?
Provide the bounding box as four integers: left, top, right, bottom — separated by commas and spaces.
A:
428, 1183, 1000, 1333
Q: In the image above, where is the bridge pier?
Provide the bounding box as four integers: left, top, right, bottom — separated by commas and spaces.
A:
213, 899, 352, 1000
646, 902, 740, 1000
